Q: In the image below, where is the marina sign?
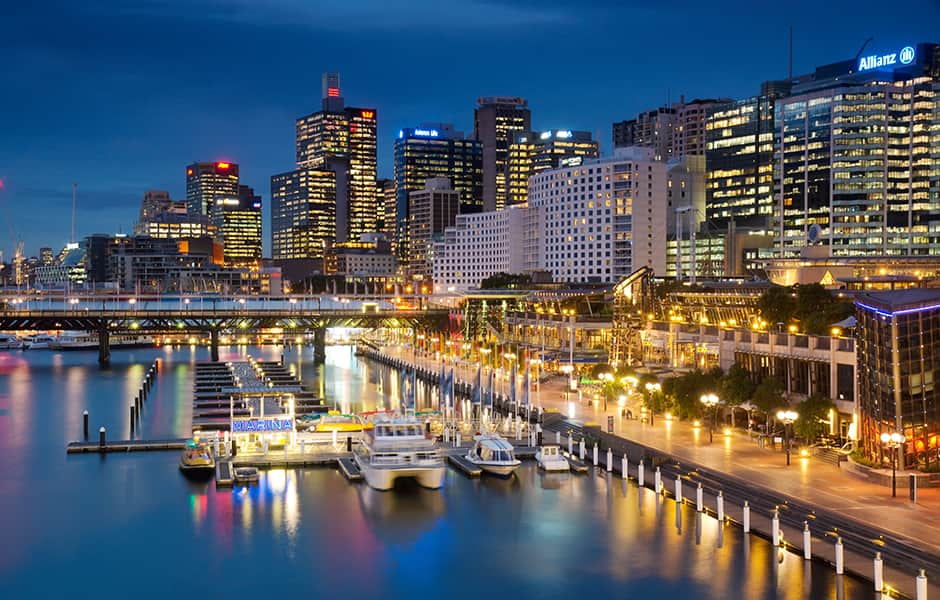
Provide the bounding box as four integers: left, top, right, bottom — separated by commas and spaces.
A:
232, 417, 293, 433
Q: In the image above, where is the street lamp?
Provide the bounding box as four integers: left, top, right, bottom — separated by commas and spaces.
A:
700, 393, 719, 443
599, 372, 613, 412
645, 382, 661, 426
880, 431, 906, 498
776, 409, 799, 466
561, 364, 574, 407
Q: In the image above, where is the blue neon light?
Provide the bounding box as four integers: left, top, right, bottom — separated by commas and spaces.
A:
232, 418, 293, 433
855, 300, 940, 318
413, 128, 439, 138
858, 45, 915, 72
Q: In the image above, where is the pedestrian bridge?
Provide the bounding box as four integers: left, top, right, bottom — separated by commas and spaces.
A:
0, 295, 452, 364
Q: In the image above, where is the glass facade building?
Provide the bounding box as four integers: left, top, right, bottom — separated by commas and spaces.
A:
210, 185, 262, 268
506, 130, 599, 206
474, 97, 531, 212
270, 168, 336, 260
186, 162, 239, 218
856, 289, 940, 469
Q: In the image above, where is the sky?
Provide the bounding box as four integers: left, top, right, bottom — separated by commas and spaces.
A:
1, 0, 938, 259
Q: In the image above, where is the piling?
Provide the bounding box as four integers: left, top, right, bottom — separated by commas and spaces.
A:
675, 477, 682, 503
83, 410, 89, 440
346, 435, 352, 452
638, 461, 645, 487
743, 501, 750, 533
99, 427, 106, 448
300, 439, 306, 455
130, 405, 136, 433
593, 443, 598, 467
772, 509, 780, 546
835, 537, 844, 574
579, 439, 585, 460
696, 483, 703, 512
803, 522, 811, 559
654, 467, 661, 494
717, 491, 724, 522
873, 552, 883, 592
455, 432, 461, 447
568, 435, 573, 456
916, 569, 927, 600
262, 439, 269, 457
621, 456, 628, 480
556, 431, 561, 444
606, 448, 613, 472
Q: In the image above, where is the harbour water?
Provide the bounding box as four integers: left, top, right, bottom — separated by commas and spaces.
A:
0, 345, 871, 599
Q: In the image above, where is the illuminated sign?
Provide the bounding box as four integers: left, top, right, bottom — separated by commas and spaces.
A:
251, 202, 262, 209
560, 156, 583, 167
413, 128, 439, 137
327, 87, 340, 98
220, 198, 240, 206
232, 417, 293, 433
556, 130, 573, 139
858, 45, 916, 72
360, 110, 374, 119
216, 162, 231, 170
539, 131, 552, 140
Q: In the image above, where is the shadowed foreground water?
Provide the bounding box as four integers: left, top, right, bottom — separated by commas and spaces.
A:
0, 345, 871, 599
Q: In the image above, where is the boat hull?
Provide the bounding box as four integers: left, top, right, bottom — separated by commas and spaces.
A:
354, 455, 445, 491
178, 460, 215, 479
470, 459, 521, 477
538, 459, 570, 472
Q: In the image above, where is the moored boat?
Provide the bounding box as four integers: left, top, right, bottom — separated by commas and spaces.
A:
22, 334, 57, 349
536, 445, 570, 472
353, 415, 445, 491
50, 331, 155, 350
234, 466, 259, 483
0, 334, 23, 350
179, 438, 215, 477
465, 433, 521, 477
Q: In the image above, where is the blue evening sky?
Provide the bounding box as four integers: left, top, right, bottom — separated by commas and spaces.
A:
1, 0, 937, 257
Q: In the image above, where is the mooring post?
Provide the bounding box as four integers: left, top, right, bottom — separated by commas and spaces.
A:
803, 521, 811, 559
579, 439, 585, 460
717, 491, 724, 522
130, 405, 136, 433
556, 431, 561, 444
916, 569, 927, 600
83, 410, 89, 440
696, 483, 703, 512
593, 443, 598, 467
622, 455, 628, 480
606, 448, 612, 472
99, 427, 106, 449
772, 508, 780, 546
835, 537, 844, 574
873, 552, 883, 592
638, 460, 645, 487
210, 329, 220, 362
743, 501, 750, 533
654, 466, 661, 494
675, 477, 683, 503
97, 324, 111, 367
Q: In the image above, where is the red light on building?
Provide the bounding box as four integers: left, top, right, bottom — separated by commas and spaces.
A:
217, 162, 231, 170
361, 110, 374, 119
327, 87, 340, 98
186, 169, 193, 176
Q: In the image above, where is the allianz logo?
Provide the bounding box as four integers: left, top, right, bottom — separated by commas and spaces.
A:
858, 46, 916, 71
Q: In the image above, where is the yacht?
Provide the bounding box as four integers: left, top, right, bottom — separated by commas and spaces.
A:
465, 433, 521, 477
536, 445, 570, 472
354, 416, 445, 491
0, 334, 23, 350
49, 331, 155, 350
22, 334, 56, 349
179, 439, 215, 477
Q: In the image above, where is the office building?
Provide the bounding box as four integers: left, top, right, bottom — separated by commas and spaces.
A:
474, 96, 531, 211
528, 147, 669, 282
325, 234, 396, 278
393, 124, 482, 261
406, 178, 460, 279
135, 190, 209, 240
210, 185, 262, 268
270, 168, 336, 260
613, 98, 727, 161
39, 247, 54, 267
376, 178, 397, 249
855, 289, 940, 470
186, 161, 239, 217
507, 130, 599, 206
432, 205, 531, 292
295, 72, 378, 241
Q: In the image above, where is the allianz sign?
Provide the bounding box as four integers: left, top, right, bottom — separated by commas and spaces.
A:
858, 46, 916, 72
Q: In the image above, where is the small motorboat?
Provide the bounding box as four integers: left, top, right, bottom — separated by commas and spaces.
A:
179, 438, 215, 477
234, 466, 259, 483
22, 334, 56, 349
0, 334, 23, 350
536, 445, 570, 472
466, 433, 521, 477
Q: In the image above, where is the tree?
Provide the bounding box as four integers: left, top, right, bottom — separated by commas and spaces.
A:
720, 364, 756, 428
793, 394, 835, 443
480, 272, 532, 289
757, 286, 796, 325
751, 378, 785, 430
662, 369, 722, 420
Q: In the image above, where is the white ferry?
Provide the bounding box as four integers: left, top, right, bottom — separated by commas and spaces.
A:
22, 334, 57, 349
49, 331, 155, 351
465, 433, 521, 477
353, 416, 445, 491
0, 334, 23, 350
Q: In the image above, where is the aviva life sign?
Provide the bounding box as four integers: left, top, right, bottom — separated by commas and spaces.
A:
858, 45, 916, 72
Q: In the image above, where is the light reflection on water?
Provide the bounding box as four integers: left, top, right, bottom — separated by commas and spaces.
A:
0, 345, 872, 599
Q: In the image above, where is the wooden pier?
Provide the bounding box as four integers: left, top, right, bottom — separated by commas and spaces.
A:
66, 438, 188, 454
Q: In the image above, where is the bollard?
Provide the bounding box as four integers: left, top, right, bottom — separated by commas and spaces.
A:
346, 435, 352, 452
772, 509, 780, 546
214, 437, 220, 458
593, 443, 598, 467
223, 431, 230, 457
556, 431, 561, 444
130, 405, 136, 432
607, 448, 613, 472
579, 439, 585, 460
456, 432, 461, 447
675, 477, 682, 503
300, 439, 306, 455
717, 491, 724, 522
568, 435, 573, 456
332, 429, 338, 446
83, 410, 89, 440
916, 569, 927, 600
622, 456, 628, 480
444, 427, 450, 444
638, 461, 645, 487
873, 552, 883, 592
654, 467, 661, 493
911, 473, 918, 503
263, 439, 269, 457
835, 537, 844, 575
743, 501, 750, 533
803, 521, 811, 560
99, 426, 106, 449
696, 483, 703, 512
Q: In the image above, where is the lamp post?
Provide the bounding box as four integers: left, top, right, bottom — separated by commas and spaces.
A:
561, 364, 574, 407
645, 382, 661, 426
776, 409, 799, 466
599, 372, 613, 412
700, 393, 719, 443
880, 431, 906, 497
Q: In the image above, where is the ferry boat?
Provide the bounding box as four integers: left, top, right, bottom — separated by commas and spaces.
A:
354, 416, 445, 491
49, 331, 156, 350
536, 445, 570, 472
465, 433, 521, 477
178, 439, 215, 477
0, 334, 23, 350
22, 334, 56, 349
307, 412, 365, 433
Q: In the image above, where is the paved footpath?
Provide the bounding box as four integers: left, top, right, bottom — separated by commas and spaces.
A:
380, 345, 940, 558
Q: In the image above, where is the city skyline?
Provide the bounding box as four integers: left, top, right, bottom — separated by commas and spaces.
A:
1, 1, 939, 257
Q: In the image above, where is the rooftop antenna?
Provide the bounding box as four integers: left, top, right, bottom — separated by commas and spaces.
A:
71, 182, 77, 243
854, 37, 875, 62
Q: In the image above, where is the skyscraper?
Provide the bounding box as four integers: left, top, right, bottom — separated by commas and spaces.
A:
506, 130, 599, 206
186, 162, 239, 217
270, 168, 336, 260
406, 178, 460, 279
376, 178, 397, 251
210, 185, 262, 267
474, 96, 530, 212
295, 72, 378, 242
614, 98, 728, 161
393, 124, 482, 261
